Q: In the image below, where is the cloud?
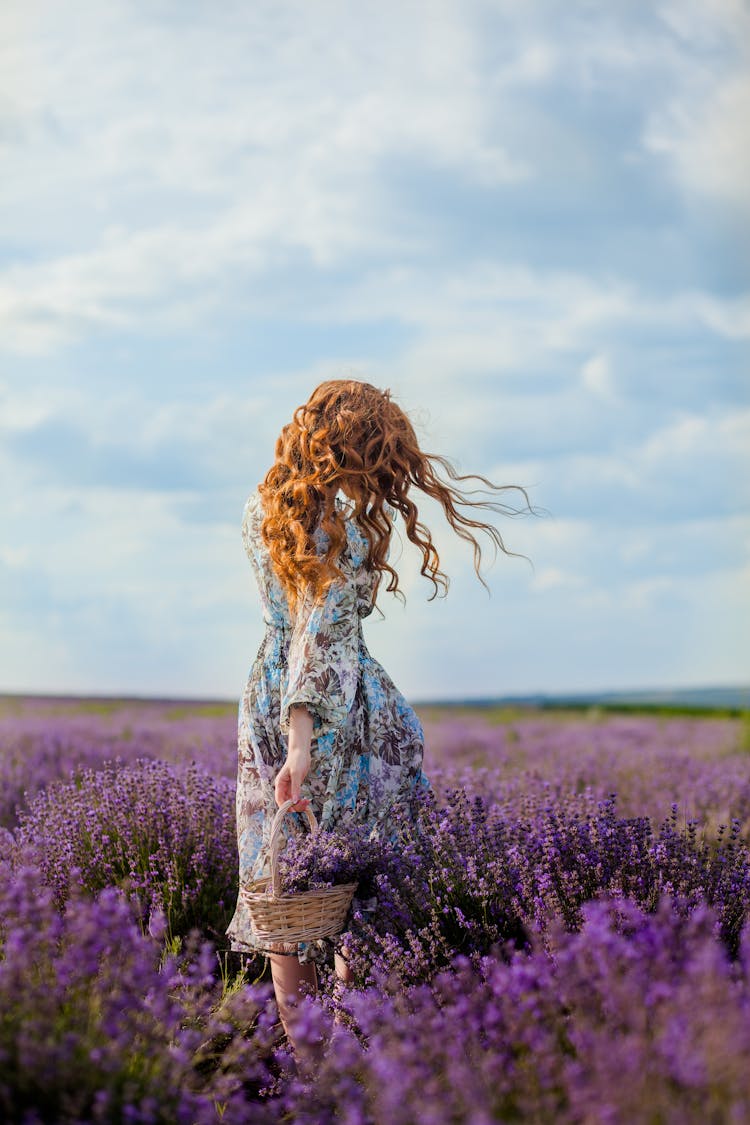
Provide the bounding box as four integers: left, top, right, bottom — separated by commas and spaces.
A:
580, 353, 616, 398
518, 407, 750, 524
645, 73, 750, 214
1, 0, 748, 696
0, 378, 279, 498
0, 0, 542, 352
2, 0, 748, 356
644, 1, 750, 214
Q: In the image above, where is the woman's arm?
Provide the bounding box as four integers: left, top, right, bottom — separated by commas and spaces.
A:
276, 535, 362, 808
274, 703, 313, 810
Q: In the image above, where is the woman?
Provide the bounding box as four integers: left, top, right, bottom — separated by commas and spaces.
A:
224, 379, 530, 1048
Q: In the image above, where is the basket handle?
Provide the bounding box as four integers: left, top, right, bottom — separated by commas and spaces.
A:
268, 798, 318, 894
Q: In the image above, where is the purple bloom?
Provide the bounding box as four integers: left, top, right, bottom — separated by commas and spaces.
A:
12, 758, 238, 946
2, 697, 750, 1121
0, 860, 281, 1123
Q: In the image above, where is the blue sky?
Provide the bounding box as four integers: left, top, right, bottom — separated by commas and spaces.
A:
1, 0, 748, 701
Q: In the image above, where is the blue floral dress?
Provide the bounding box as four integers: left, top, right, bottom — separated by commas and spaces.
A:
225, 487, 431, 962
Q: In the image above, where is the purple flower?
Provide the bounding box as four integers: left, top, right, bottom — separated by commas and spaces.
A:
12, 758, 238, 946
0, 860, 282, 1123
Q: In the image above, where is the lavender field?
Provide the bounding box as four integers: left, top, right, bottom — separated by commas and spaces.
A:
2, 694, 750, 1123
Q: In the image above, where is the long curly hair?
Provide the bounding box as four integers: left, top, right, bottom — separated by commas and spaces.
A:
257, 379, 534, 612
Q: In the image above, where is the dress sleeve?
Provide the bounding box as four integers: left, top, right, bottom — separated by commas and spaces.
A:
279, 552, 360, 740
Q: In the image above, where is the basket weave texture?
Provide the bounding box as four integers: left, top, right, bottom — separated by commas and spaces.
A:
240, 797, 357, 950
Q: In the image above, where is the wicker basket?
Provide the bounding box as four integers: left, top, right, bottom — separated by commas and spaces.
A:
240, 797, 358, 951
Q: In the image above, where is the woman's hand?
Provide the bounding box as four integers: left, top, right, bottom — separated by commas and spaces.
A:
275, 704, 313, 810
274, 747, 311, 810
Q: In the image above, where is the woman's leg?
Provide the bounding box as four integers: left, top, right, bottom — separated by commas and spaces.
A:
268, 951, 317, 1050
334, 950, 354, 984
332, 948, 355, 1030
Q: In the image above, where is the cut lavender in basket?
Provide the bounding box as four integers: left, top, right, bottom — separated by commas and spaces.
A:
275, 820, 399, 897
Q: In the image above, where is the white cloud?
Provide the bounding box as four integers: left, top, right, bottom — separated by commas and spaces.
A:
0, 379, 65, 429
1, 0, 748, 361
640, 408, 750, 470
0, 2, 532, 252
684, 292, 750, 341
531, 566, 585, 591
580, 353, 616, 398
537, 408, 750, 521
646, 74, 750, 212
0, 545, 29, 567
622, 574, 679, 611
645, 2, 750, 212
1, 0, 748, 696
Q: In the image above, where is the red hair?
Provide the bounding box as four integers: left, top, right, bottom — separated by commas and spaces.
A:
258, 379, 532, 612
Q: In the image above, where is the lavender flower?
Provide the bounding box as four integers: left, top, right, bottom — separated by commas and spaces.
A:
2, 696, 750, 1122
282, 892, 750, 1125
0, 859, 282, 1123
276, 820, 397, 896
12, 758, 238, 945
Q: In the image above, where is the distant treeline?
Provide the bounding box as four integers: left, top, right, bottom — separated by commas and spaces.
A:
414, 689, 750, 720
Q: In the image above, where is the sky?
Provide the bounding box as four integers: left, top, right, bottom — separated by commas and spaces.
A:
1, 0, 748, 702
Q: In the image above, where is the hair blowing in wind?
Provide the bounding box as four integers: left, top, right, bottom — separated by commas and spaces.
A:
258, 379, 534, 612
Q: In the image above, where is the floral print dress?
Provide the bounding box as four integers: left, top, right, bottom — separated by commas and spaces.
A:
225, 487, 431, 963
